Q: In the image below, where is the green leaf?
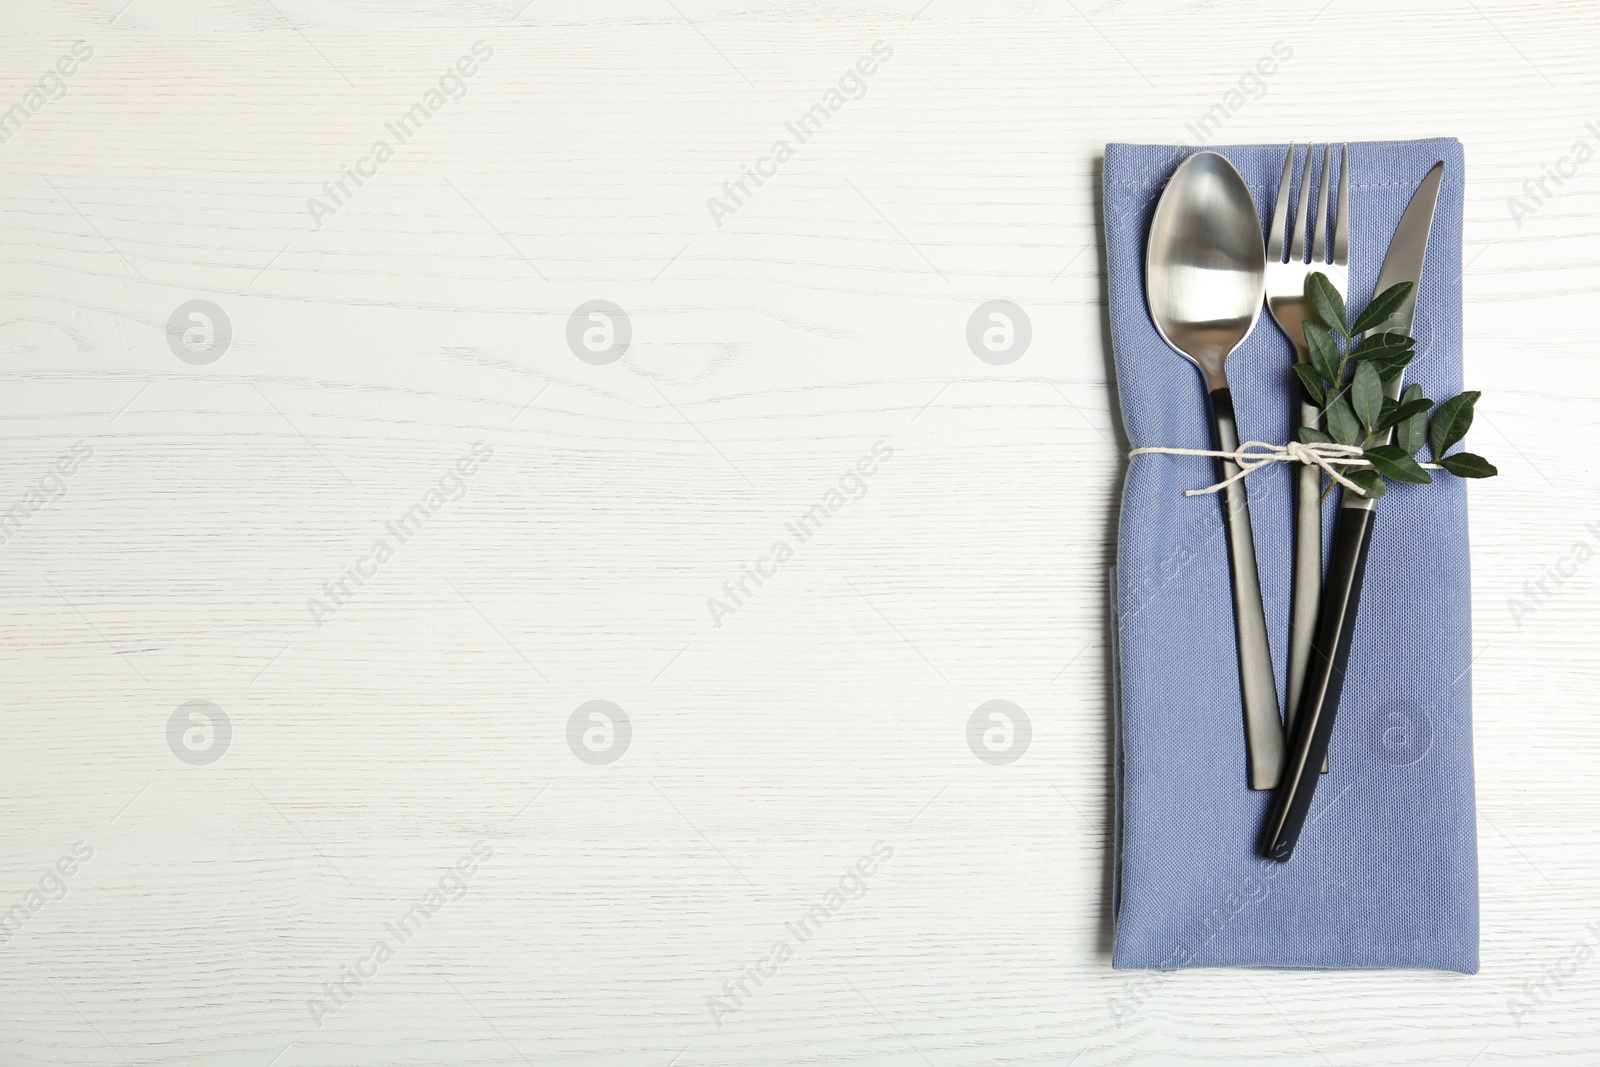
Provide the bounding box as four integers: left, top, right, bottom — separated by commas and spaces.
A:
1372, 350, 1415, 385
1376, 396, 1434, 434
1429, 390, 1481, 459
1306, 272, 1349, 337
1350, 362, 1383, 432
1437, 452, 1498, 478
1326, 395, 1361, 446
1394, 383, 1428, 456
1291, 362, 1326, 404
1346, 469, 1387, 499
1364, 443, 1434, 484
1298, 426, 1332, 445
1304, 323, 1341, 385
1350, 282, 1414, 336
1350, 331, 1415, 362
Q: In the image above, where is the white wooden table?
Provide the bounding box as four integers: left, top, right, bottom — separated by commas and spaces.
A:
2, 2, 1595, 1064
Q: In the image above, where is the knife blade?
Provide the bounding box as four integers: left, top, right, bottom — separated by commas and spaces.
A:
1362, 161, 1444, 370
1259, 161, 1445, 862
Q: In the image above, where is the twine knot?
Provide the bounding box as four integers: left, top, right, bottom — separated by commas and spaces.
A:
1128, 439, 1378, 496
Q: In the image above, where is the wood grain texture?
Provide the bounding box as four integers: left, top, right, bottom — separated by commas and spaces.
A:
1, 1, 1597, 1064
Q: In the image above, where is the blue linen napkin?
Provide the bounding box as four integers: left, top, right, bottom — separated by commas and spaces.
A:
1106, 139, 1477, 973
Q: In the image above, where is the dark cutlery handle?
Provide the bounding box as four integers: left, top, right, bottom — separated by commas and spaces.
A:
1259, 502, 1377, 861
1208, 387, 1284, 791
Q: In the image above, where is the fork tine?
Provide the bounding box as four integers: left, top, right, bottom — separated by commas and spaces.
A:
1333, 143, 1350, 267
1311, 143, 1332, 263
1289, 144, 1315, 264
1268, 142, 1295, 262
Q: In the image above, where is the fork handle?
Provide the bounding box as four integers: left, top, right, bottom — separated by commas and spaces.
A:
1286, 397, 1329, 774
1208, 387, 1285, 791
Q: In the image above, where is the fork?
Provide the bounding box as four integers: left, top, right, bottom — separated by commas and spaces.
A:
1266, 143, 1348, 770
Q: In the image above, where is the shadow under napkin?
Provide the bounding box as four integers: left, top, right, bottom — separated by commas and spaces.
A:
1105, 139, 1477, 973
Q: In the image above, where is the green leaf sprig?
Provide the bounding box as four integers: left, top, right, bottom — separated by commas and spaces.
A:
1293, 272, 1498, 499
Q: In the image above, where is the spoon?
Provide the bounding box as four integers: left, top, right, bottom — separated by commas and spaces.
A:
1145, 150, 1283, 791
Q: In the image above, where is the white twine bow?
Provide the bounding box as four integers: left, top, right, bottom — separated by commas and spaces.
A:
1127, 440, 1407, 496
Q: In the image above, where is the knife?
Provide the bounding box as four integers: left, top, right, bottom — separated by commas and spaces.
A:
1259, 160, 1445, 862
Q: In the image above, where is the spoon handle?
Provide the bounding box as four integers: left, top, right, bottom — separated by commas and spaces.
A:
1208, 387, 1285, 791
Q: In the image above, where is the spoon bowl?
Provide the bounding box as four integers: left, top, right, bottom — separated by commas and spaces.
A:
1147, 151, 1267, 389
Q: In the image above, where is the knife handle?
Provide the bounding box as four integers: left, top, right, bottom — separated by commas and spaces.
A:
1259, 500, 1376, 861
1208, 387, 1284, 792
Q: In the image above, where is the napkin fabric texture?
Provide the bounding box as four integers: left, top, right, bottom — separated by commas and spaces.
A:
1106, 138, 1477, 973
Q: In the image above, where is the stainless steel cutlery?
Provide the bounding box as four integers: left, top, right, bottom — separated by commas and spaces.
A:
1145, 151, 1284, 791
1266, 143, 1350, 774
1261, 160, 1446, 862
1143, 147, 1449, 821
